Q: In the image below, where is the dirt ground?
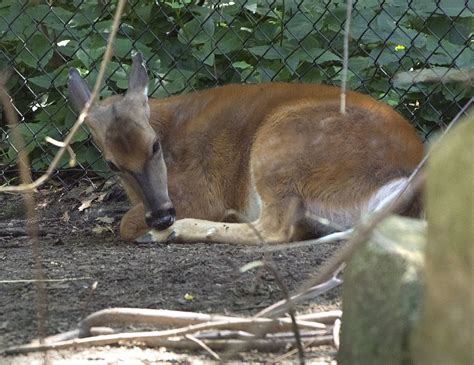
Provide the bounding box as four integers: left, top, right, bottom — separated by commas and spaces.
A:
0, 179, 342, 364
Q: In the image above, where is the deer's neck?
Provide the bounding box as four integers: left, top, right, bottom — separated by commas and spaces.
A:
148, 90, 215, 138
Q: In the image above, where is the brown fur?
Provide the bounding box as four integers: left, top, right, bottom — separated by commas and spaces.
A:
69, 61, 423, 244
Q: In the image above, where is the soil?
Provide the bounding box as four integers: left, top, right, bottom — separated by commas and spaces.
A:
0, 179, 342, 364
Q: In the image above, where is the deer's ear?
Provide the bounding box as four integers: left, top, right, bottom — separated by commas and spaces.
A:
127, 52, 149, 97
68, 69, 92, 113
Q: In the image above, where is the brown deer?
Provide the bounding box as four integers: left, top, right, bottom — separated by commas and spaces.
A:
68, 53, 423, 244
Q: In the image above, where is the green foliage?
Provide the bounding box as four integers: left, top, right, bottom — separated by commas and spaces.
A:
0, 0, 471, 174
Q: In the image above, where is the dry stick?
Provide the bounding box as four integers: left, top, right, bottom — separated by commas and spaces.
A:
0, 76, 48, 353
0, 0, 127, 193
185, 334, 221, 361
0, 277, 90, 284
75, 308, 325, 338
195, 329, 330, 341
340, 0, 353, 114
333, 319, 341, 350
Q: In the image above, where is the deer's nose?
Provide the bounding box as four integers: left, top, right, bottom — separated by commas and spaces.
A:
145, 207, 176, 230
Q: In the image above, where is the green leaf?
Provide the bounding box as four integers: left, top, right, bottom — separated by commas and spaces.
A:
178, 17, 215, 45
29, 75, 53, 89
192, 43, 215, 66
16, 34, 54, 68
248, 45, 287, 60
232, 61, 252, 70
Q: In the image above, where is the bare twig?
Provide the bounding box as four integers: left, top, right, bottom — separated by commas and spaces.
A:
0, 277, 90, 284
0, 0, 127, 193
44, 136, 76, 167
185, 334, 221, 360
0, 76, 48, 348
340, 0, 353, 114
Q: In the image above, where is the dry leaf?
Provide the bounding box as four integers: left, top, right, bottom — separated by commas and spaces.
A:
96, 216, 114, 224
92, 225, 108, 234
61, 211, 70, 223
78, 196, 98, 211
96, 193, 107, 203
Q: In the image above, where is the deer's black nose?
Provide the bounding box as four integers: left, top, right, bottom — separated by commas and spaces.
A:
145, 207, 176, 230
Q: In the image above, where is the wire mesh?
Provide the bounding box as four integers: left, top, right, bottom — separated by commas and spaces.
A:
0, 0, 472, 187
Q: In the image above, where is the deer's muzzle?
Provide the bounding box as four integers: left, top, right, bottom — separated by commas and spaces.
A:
145, 207, 176, 230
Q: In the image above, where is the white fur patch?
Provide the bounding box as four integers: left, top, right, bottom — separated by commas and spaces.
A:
366, 177, 410, 213
305, 177, 411, 231
245, 176, 262, 221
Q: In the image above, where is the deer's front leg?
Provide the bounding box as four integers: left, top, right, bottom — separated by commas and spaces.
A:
120, 204, 150, 241
136, 217, 289, 246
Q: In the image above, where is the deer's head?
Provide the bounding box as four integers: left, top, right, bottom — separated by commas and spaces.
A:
68, 53, 175, 230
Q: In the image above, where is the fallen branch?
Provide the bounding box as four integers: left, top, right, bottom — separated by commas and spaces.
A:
67, 308, 323, 339
4, 335, 333, 355
4, 311, 334, 355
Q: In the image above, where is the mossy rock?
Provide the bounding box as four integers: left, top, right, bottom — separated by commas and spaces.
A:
414, 118, 474, 365
339, 216, 426, 365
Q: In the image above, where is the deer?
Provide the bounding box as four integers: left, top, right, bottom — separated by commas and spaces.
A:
68, 52, 423, 245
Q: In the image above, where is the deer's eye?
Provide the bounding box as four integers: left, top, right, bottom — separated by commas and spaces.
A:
106, 161, 119, 172
152, 140, 161, 155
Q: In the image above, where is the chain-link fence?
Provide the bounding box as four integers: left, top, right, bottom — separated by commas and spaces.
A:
1, 0, 472, 187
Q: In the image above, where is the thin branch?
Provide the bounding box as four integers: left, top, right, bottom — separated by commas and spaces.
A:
44, 136, 76, 167
256, 266, 344, 318
340, 0, 353, 114
185, 334, 221, 360
0, 0, 127, 193
0, 76, 48, 347
0, 277, 90, 284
